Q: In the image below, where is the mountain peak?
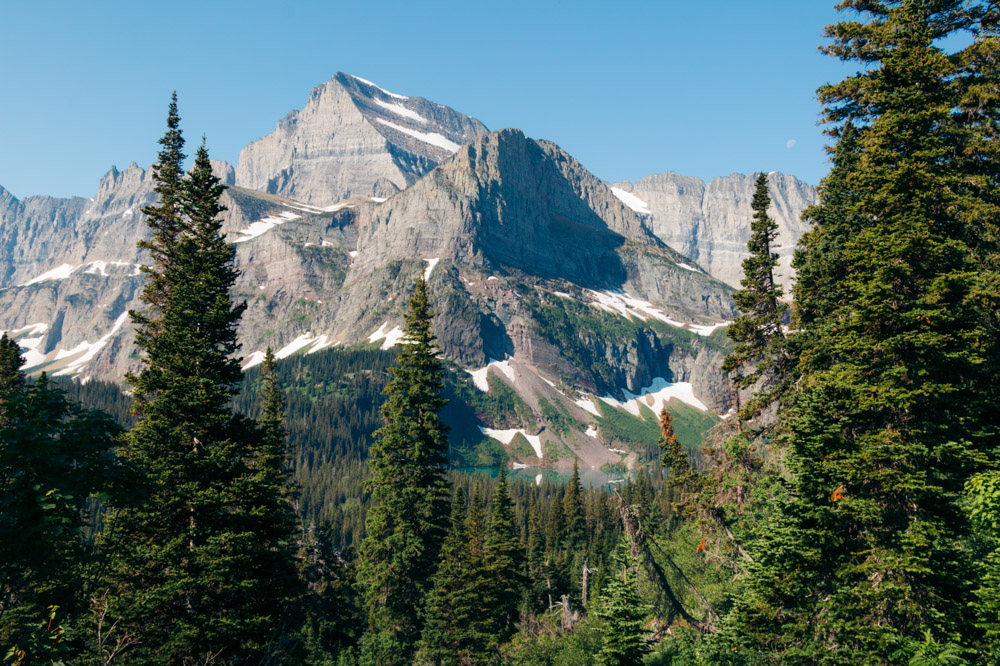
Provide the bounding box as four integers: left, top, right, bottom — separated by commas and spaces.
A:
234, 73, 488, 206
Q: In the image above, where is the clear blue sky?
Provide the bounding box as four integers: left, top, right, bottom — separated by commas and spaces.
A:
0, 1, 855, 199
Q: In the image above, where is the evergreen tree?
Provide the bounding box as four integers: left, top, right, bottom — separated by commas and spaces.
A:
524, 493, 548, 613
0, 334, 25, 407
483, 468, 525, 644
357, 276, 450, 664
562, 459, 585, 551
658, 407, 697, 516
0, 343, 117, 661
132, 91, 185, 339
594, 537, 650, 666
715, 3, 1000, 661
297, 524, 361, 664
721, 172, 788, 427
102, 104, 299, 664
417, 487, 480, 664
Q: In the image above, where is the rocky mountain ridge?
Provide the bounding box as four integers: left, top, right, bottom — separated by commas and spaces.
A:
235, 72, 489, 206
0, 74, 816, 467
611, 171, 817, 290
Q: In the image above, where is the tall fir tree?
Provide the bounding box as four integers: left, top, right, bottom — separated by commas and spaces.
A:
102, 105, 300, 664
524, 493, 548, 613
713, 2, 1000, 662
594, 537, 650, 666
562, 459, 586, 551
416, 487, 481, 664
132, 91, 185, 339
356, 276, 450, 664
721, 172, 788, 428
482, 467, 525, 645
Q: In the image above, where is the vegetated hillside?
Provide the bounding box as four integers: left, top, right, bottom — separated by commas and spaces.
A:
57, 342, 718, 551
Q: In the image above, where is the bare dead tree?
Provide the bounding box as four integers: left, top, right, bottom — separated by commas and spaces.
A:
91, 590, 139, 665
614, 490, 719, 632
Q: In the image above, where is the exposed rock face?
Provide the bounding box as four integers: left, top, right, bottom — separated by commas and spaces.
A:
233, 129, 736, 411
611, 171, 818, 289
234, 72, 489, 206
1, 74, 820, 466
0, 128, 735, 420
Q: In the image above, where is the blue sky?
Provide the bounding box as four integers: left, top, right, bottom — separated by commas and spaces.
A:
0, 1, 855, 199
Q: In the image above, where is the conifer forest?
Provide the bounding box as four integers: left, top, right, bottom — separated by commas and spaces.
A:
3, 2, 1000, 664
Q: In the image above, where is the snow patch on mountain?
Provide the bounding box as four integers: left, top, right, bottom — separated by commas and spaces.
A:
375, 118, 461, 153
243, 351, 266, 370
586, 289, 726, 337
478, 426, 543, 458
610, 187, 651, 215
575, 397, 602, 417
21, 263, 78, 286
423, 257, 440, 281
84, 260, 132, 277
369, 323, 405, 349
232, 210, 301, 243
350, 74, 408, 100
599, 377, 709, 415
372, 98, 427, 123
466, 359, 516, 392
51, 311, 129, 377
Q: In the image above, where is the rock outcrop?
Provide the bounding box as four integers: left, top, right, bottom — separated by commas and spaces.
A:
611, 171, 818, 290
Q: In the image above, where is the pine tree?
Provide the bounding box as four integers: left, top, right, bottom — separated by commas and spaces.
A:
0, 334, 25, 406
417, 487, 481, 664
525, 493, 548, 612
102, 103, 299, 664
715, 3, 1000, 661
721, 172, 788, 428
483, 468, 525, 644
659, 407, 697, 515
594, 537, 650, 666
297, 524, 361, 663
562, 459, 585, 551
0, 343, 117, 660
133, 91, 185, 339
356, 276, 450, 663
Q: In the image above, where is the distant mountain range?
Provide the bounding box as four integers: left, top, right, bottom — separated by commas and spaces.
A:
0, 73, 817, 467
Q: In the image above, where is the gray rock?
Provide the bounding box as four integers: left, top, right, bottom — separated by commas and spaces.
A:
611, 171, 817, 290
234, 72, 489, 206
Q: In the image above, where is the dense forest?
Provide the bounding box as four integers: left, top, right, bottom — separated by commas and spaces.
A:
3, 1, 1000, 664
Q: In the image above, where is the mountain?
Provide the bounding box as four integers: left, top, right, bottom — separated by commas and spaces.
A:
610, 171, 818, 290
234, 72, 489, 206
0, 123, 735, 469
0, 73, 820, 469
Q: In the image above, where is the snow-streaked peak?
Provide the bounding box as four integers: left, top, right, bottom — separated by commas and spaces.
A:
372, 98, 427, 123
349, 74, 409, 100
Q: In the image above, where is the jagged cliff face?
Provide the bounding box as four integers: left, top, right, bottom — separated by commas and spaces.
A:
611, 171, 817, 290
234, 72, 489, 206
251, 128, 735, 400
